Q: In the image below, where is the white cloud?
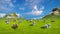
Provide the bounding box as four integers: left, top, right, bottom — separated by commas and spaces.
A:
0, 13, 22, 18
34, 5, 37, 10
0, 0, 14, 12
13, 0, 16, 3
26, 5, 44, 16
25, 0, 40, 9
19, 8, 25, 10
31, 17, 43, 19
9, 3, 14, 7
31, 10, 43, 15
16, 14, 20, 17
0, 13, 6, 18
16, 13, 23, 17
0, 0, 14, 7
49, 12, 53, 14
25, 0, 33, 3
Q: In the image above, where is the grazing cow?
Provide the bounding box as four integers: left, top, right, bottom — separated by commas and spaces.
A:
41, 23, 51, 29
5, 20, 10, 24
30, 20, 33, 23
12, 23, 18, 29
41, 26, 47, 29
30, 22, 36, 26
45, 23, 51, 28
51, 20, 55, 22
32, 22, 36, 25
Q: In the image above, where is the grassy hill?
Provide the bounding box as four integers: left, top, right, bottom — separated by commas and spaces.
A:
0, 14, 60, 34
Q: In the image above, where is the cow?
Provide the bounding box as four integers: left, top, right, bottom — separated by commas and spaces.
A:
41, 23, 51, 29
5, 20, 10, 24
12, 23, 18, 29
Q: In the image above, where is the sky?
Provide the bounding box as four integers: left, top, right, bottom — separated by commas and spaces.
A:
0, 0, 60, 19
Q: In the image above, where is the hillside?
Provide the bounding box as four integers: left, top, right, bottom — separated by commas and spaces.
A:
0, 8, 60, 34
43, 14, 60, 19
0, 14, 60, 34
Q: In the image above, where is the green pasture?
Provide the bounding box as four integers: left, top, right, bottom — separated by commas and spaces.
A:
0, 15, 60, 34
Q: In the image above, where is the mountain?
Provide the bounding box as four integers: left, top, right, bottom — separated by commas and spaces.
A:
51, 8, 60, 15
40, 8, 60, 24
4, 12, 18, 19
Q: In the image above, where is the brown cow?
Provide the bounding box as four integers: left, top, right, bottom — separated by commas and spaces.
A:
12, 23, 18, 29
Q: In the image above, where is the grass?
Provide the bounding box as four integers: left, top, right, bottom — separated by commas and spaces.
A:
0, 15, 60, 34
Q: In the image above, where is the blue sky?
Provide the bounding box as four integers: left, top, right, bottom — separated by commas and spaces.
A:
0, 0, 60, 19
